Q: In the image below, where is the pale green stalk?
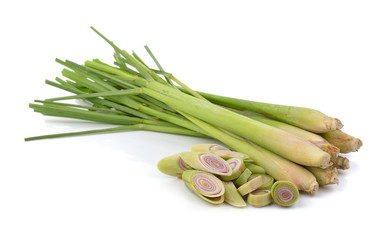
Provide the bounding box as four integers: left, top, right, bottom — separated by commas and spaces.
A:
306, 166, 339, 186
321, 130, 363, 153
193, 90, 343, 133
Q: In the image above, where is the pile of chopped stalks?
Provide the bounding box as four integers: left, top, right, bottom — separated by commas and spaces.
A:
158, 144, 299, 207
26, 27, 363, 199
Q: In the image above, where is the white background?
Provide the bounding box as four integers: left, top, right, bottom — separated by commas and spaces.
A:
1, 0, 389, 239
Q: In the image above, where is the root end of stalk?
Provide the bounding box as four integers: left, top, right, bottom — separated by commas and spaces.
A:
308, 181, 319, 194
324, 116, 344, 132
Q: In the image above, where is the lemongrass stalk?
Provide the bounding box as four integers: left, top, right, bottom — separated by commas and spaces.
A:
209, 150, 249, 160
247, 190, 272, 207
82, 57, 331, 168
237, 175, 264, 196
139, 86, 331, 168
222, 181, 246, 208
183, 114, 319, 193
182, 170, 225, 205
221, 158, 245, 181
306, 166, 339, 186
271, 181, 299, 207
180, 152, 232, 176
190, 143, 229, 152
193, 90, 343, 133
331, 155, 349, 170
248, 174, 274, 190
244, 114, 340, 158
157, 153, 192, 177
321, 130, 363, 153
30, 103, 160, 126
244, 163, 266, 174
234, 168, 252, 187
25, 124, 205, 142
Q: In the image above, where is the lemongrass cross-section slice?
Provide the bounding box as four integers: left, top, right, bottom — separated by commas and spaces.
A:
221, 158, 245, 181
157, 153, 192, 177
271, 181, 299, 207
180, 152, 232, 176
223, 181, 246, 208
182, 170, 225, 204
237, 175, 263, 196
210, 150, 249, 160
247, 190, 272, 207
248, 174, 274, 190
234, 168, 252, 187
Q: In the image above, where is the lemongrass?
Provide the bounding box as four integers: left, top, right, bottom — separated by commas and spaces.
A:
306, 166, 339, 186
244, 113, 340, 157
321, 130, 363, 153
184, 114, 319, 193
248, 174, 274, 190
237, 175, 263, 196
247, 190, 272, 207
193, 90, 343, 133
180, 152, 232, 176
244, 163, 266, 174
331, 155, 349, 170
157, 153, 192, 177
222, 181, 246, 208
182, 170, 225, 205
209, 149, 249, 160
25, 124, 205, 142
234, 168, 252, 187
271, 181, 299, 207
82, 53, 332, 168
220, 158, 245, 181
139, 86, 332, 168
190, 143, 229, 152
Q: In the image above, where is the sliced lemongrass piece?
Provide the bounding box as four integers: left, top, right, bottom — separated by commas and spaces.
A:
182, 170, 225, 205
222, 181, 246, 208
157, 153, 191, 177
321, 130, 363, 153
306, 166, 339, 186
190, 143, 230, 152
271, 181, 299, 207
237, 175, 263, 196
210, 150, 249, 160
247, 190, 272, 207
184, 181, 224, 205
249, 174, 274, 190
234, 168, 252, 187
180, 152, 232, 176
221, 158, 245, 181
245, 163, 266, 174
331, 155, 349, 170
